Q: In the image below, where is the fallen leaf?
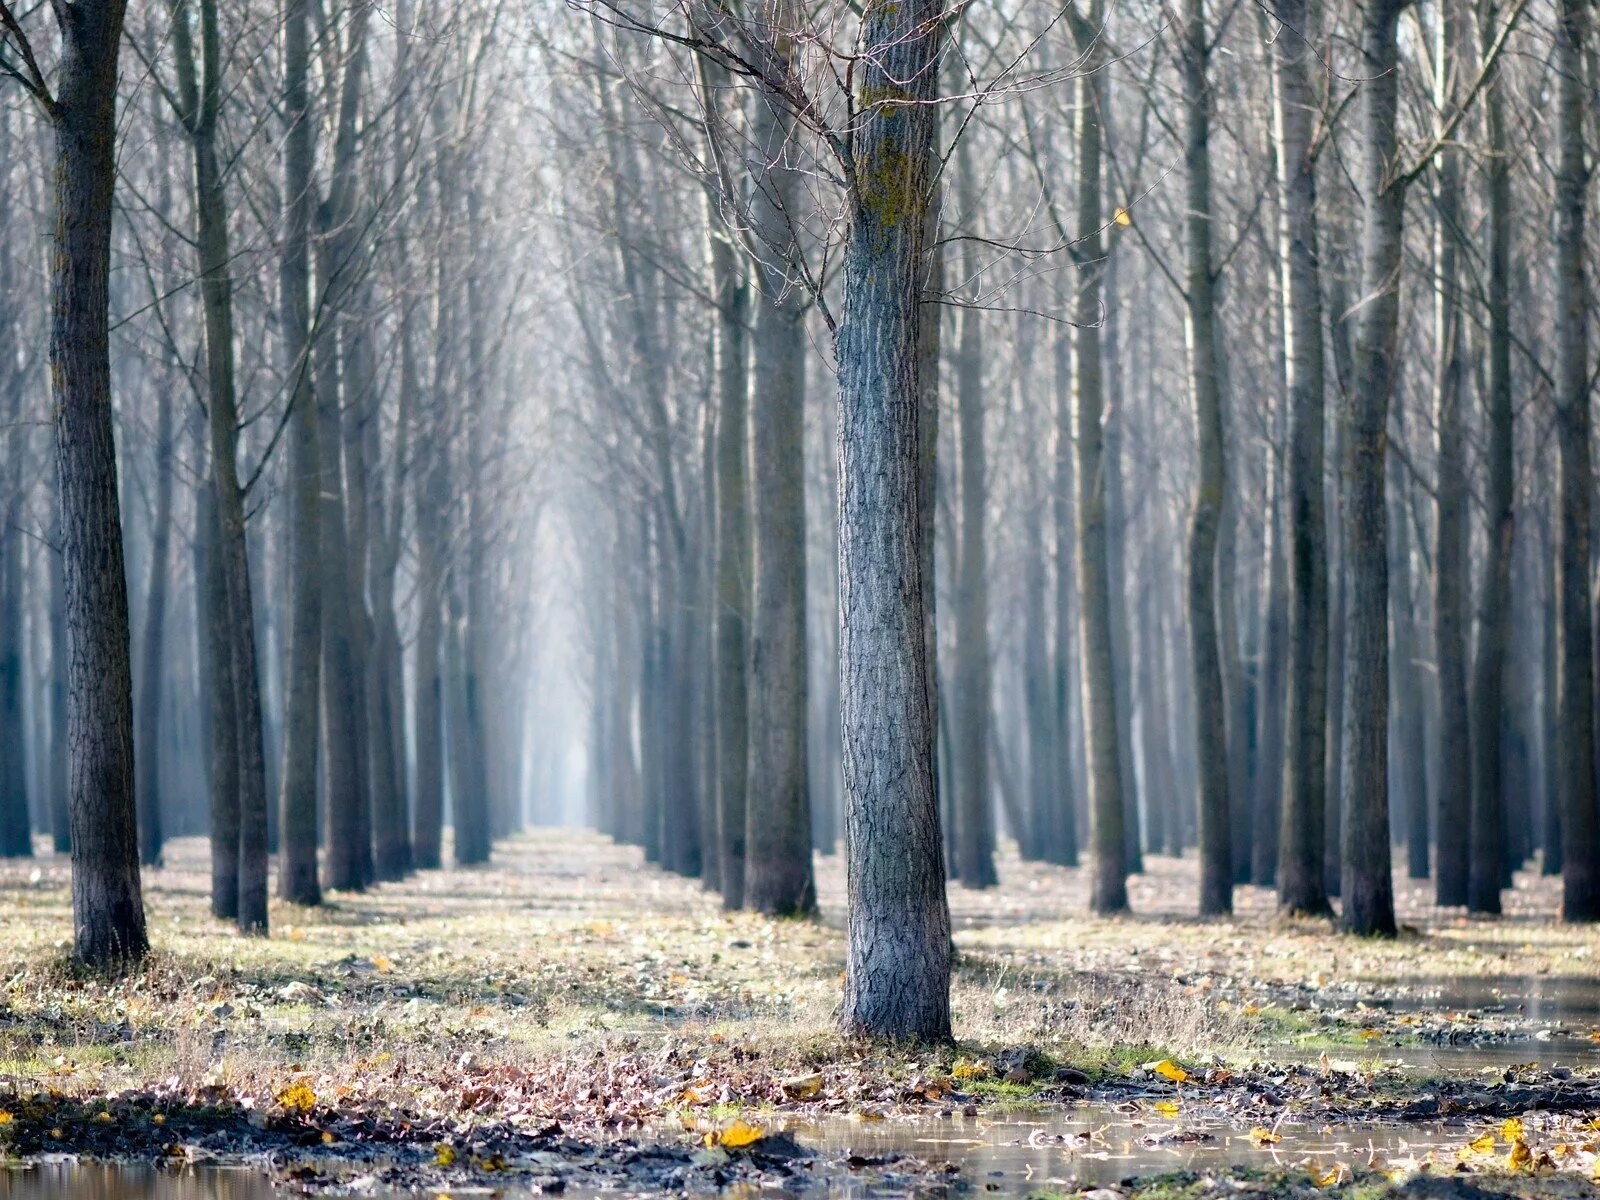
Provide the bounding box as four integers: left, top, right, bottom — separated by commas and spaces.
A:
276, 1083, 317, 1113
1249, 1126, 1281, 1145
1151, 1060, 1188, 1083
1501, 1117, 1525, 1141
718, 1119, 765, 1149
435, 1145, 457, 1166
1466, 1133, 1496, 1155
1507, 1138, 1532, 1171
1153, 1100, 1180, 1117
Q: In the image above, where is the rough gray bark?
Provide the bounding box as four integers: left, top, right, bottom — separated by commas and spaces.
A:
1181, 0, 1230, 917
40, 0, 150, 965
1338, 0, 1402, 938
274, 0, 319, 905
702, 81, 750, 906
0, 453, 27, 858
1553, 0, 1598, 921
1431, 0, 1470, 908
953, 130, 996, 890
200, 486, 239, 921
743, 26, 814, 913
168, 0, 268, 932
134, 375, 173, 868
313, 3, 373, 890
1467, 36, 1513, 916
1071, 0, 1128, 916
1272, 0, 1330, 916
1252, 481, 1288, 887
836, 0, 951, 1041
1051, 320, 1082, 868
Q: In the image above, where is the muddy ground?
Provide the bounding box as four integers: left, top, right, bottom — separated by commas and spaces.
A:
2, 832, 1598, 1198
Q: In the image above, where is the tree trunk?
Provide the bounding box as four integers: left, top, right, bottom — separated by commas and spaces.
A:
1431, 0, 1471, 907
1339, 0, 1403, 937
1554, 0, 1598, 920
274, 0, 320, 905
1272, 0, 1331, 916
836, 0, 951, 1040
1071, 2, 1129, 915
1178, 0, 1228, 915
50, 0, 150, 965
743, 21, 814, 914
0, 484, 28, 858
1467, 44, 1514, 916
1051, 321, 1082, 868
704, 114, 750, 906
201, 486, 239, 922
135, 384, 173, 868
953, 131, 996, 889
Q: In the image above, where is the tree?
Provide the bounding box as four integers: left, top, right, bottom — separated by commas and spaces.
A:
1072, 0, 1129, 916
2, 0, 150, 966
1467, 11, 1514, 916
743, 2, 815, 914
1431, 0, 1471, 909
1180, 0, 1231, 918
275, 0, 321, 907
165, 0, 270, 935
1553, 0, 1598, 921
953, 124, 996, 891
836, 0, 952, 1041
1338, 0, 1404, 938
1271, 0, 1330, 918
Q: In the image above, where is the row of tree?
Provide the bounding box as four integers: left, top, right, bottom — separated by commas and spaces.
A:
2, 0, 1598, 1041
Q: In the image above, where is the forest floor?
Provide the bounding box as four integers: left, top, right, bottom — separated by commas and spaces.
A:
3, 831, 1600, 1199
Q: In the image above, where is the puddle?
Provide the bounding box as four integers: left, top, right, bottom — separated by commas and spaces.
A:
0, 1165, 280, 1200
790, 1103, 1474, 1190
0, 1103, 1571, 1199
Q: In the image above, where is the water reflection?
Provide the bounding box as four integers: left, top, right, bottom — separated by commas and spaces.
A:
0, 1166, 278, 1200
793, 1106, 1470, 1190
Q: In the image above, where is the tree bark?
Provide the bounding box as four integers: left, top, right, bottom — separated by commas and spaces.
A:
274, 0, 320, 904
1180, 0, 1231, 917
1071, 1, 1129, 915
48, 0, 150, 965
134, 383, 173, 868
1272, 0, 1330, 916
1338, 0, 1403, 937
1431, 0, 1471, 907
837, 0, 951, 1040
953, 130, 996, 889
1467, 34, 1514, 916
1553, 0, 1598, 920
743, 21, 814, 912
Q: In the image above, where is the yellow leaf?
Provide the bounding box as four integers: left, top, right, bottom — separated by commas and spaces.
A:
1358, 1029, 1381, 1040
951, 1057, 991, 1081
1113, 207, 1132, 227
719, 1120, 765, 1149
1500, 1117, 1524, 1141
1507, 1138, 1532, 1171
1153, 1100, 1180, 1117
435, 1144, 457, 1166
276, 1083, 317, 1113
1241, 1004, 1261, 1017
0, 1112, 13, 1127
1249, 1126, 1281, 1145
1466, 1133, 1496, 1155
1313, 1165, 1342, 1187
321, 1131, 336, 1145
1152, 1060, 1188, 1083
370, 954, 394, 972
